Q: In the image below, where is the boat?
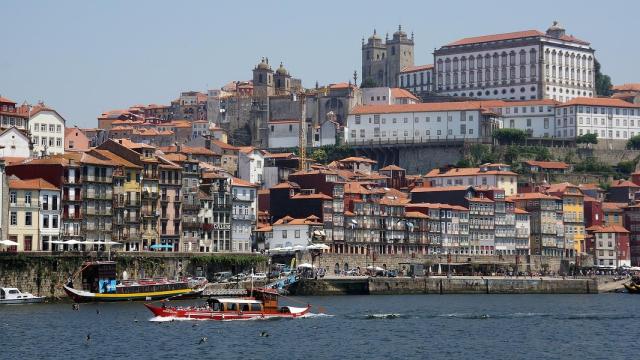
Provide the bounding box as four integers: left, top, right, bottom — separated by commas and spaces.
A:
64, 261, 200, 303
624, 276, 640, 294
0, 287, 46, 304
144, 288, 311, 320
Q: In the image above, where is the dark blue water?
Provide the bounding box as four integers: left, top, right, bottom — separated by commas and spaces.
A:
0, 294, 637, 359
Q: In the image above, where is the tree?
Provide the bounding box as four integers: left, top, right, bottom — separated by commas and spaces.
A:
492, 128, 527, 145
628, 134, 640, 150
617, 160, 637, 176
309, 148, 328, 164
575, 133, 598, 145
360, 77, 378, 88
594, 59, 613, 96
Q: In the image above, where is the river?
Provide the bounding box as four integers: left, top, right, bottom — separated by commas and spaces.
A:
1, 294, 637, 359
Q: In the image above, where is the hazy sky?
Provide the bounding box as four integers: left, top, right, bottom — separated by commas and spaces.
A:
1, 0, 638, 127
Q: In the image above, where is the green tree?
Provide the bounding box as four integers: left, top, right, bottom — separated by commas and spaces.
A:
575, 133, 598, 145
594, 59, 613, 96
309, 148, 328, 163
574, 157, 612, 173
360, 77, 378, 88
493, 128, 527, 145
628, 134, 640, 150
617, 160, 637, 176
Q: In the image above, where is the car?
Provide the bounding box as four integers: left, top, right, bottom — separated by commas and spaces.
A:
250, 273, 267, 280
230, 274, 247, 282
213, 271, 233, 283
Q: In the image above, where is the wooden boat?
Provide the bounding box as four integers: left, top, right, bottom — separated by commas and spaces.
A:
64, 261, 198, 303
624, 282, 640, 294
144, 288, 311, 320
0, 287, 46, 305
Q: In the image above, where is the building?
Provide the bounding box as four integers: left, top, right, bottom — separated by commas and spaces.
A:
497, 99, 558, 137
199, 172, 231, 252
230, 177, 257, 252
361, 26, 415, 87
509, 193, 564, 256
405, 202, 468, 255
65, 127, 90, 151
587, 225, 631, 267
7, 177, 59, 251
424, 163, 518, 196
362, 87, 420, 105
607, 180, 640, 204
266, 215, 323, 249
623, 204, 640, 266
158, 155, 182, 251
514, 208, 531, 255
545, 183, 584, 256
0, 127, 32, 159
433, 22, 595, 101
29, 104, 66, 155
345, 102, 501, 145
555, 97, 640, 141
238, 147, 265, 186
0, 96, 28, 132
268, 120, 299, 148
164, 153, 200, 252
398, 64, 434, 95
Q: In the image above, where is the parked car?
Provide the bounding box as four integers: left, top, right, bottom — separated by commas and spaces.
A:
250, 273, 267, 280
213, 271, 233, 283
230, 274, 247, 282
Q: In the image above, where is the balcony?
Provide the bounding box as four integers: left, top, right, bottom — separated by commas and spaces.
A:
182, 203, 200, 211
62, 176, 82, 185
63, 193, 82, 202
211, 202, 231, 210
142, 191, 159, 200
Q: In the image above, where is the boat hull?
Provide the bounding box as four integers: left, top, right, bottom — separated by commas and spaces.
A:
64, 285, 196, 303
624, 283, 640, 294
0, 297, 46, 305
144, 303, 311, 320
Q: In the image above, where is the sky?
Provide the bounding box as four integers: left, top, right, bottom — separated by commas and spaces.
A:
1, 0, 638, 127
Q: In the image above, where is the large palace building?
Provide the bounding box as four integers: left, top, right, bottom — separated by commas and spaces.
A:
433, 22, 595, 102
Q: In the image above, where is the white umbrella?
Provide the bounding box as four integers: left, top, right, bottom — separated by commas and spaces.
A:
438, 263, 442, 275
307, 243, 330, 250
104, 241, 122, 245
0, 239, 18, 246
297, 263, 314, 269
50, 240, 65, 244
292, 245, 305, 251
64, 240, 81, 245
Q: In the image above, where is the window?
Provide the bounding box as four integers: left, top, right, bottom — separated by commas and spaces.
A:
10, 191, 16, 204
42, 195, 49, 210
295, 230, 300, 238
282, 230, 288, 238
43, 215, 49, 228
25, 192, 31, 205
41, 124, 46, 132
52, 195, 58, 210
10, 212, 17, 225
25, 212, 32, 226
56, 138, 62, 147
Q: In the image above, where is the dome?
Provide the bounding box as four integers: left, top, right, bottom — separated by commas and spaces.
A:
368, 29, 381, 41
255, 57, 271, 71
275, 62, 289, 76
547, 21, 564, 32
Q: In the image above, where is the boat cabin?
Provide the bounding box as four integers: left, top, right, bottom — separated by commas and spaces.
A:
0, 288, 22, 300
207, 298, 264, 312
80, 261, 117, 294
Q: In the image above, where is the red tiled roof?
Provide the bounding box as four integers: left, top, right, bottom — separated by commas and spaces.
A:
446, 30, 544, 46
0, 96, 16, 104
9, 177, 58, 191
291, 193, 332, 200
612, 83, 640, 92
379, 164, 405, 171
406, 203, 468, 211
401, 64, 434, 73
230, 177, 257, 187
339, 156, 377, 164
587, 225, 629, 233
560, 97, 640, 108
611, 180, 639, 188
391, 88, 419, 101
514, 208, 529, 214
329, 82, 356, 90
602, 202, 626, 211
425, 167, 517, 177
524, 160, 569, 170
410, 185, 469, 193
405, 211, 429, 219
507, 193, 560, 201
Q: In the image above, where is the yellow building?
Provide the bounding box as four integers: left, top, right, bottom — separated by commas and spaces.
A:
546, 183, 584, 255
7, 177, 60, 252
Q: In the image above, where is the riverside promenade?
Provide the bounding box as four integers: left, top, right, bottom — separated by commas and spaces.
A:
288, 275, 625, 296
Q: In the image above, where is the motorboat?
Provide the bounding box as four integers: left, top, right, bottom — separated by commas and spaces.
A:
144, 288, 311, 320
0, 287, 46, 304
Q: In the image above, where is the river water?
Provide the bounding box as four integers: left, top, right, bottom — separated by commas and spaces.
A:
0, 294, 637, 359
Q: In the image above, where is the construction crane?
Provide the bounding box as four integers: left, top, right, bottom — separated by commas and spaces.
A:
295, 92, 307, 171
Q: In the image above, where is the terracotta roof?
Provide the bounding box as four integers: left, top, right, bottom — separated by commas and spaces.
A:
612, 83, 640, 92
602, 202, 626, 211
524, 160, 569, 170
391, 88, 419, 101
587, 225, 629, 233
468, 196, 494, 203
255, 226, 273, 232
268, 119, 300, 124
338, 156, 377, 164
445, 30, 544, 46
90, 149, 141, 168
507, 193, 560, 201
514, 208, 529, 214
230, 177, 257, 187
611, 180, 639, 188
406, 203, 468, 211
351, 101, 491, 115
379, 195, 410, 206
583, 195, 599, 202
400, 64, 434, 73
559, 97, 640, 108
425, 167, 517, 177
159, 145, 217, 156
405, 211, 429, 219
0, 156, 28, 165
9, 177, 58, 191
291, 193, 332, 200
265, 152, 297, 159
209, 139, 239, 151
271, 181, 300, 189
544, 182, 582, 196
344, 182, 372, 195
273, 215, 322, 226
113, 138, 155, 149
329, 82, 356, 90
379, 164, 405, 171
0, 96, 16, 104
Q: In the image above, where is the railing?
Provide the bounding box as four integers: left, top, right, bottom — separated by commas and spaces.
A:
347, 137, 489, 147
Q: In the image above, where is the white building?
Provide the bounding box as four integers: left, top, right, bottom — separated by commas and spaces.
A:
555, 97, 640, 141
345, 102, 501, 145
29, 106, 66, 155
0, 127, 32, 159
433, 22, 595, 102
267, 215, 323, 249
268, 120, 299, 148
238, 147, 265, 186
487, 99, 558, 138
40, 187, 61, 251
191, 120, 209, 139
424, 163, 519, 196
398, 64, 434, 94
362, 87, 420, 105
230, 177, 257, 252
515, 208, 531, 255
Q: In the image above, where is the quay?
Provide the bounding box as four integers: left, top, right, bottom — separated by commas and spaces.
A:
289, 276, 615, 295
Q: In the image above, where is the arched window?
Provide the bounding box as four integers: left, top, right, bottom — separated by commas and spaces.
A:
501, 52, 507, 67
530, 49, 537, 64
461, 56, 467, 70
453, 57, 459, 71
469, 55, 475, 69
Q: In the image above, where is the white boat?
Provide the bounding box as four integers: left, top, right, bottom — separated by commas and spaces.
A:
0, 287, 46, 305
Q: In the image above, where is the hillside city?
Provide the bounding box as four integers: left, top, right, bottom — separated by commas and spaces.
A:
3, 21, 640, 270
